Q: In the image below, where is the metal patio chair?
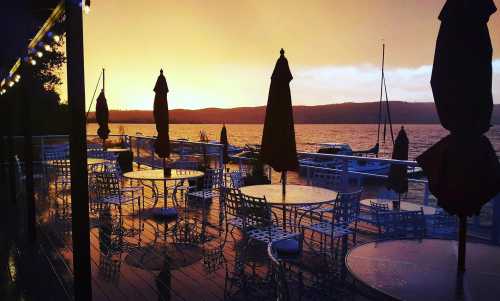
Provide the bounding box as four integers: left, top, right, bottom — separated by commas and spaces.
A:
302, 190, 362, 253
375, 209, 426, 240
240, 193, 303, 255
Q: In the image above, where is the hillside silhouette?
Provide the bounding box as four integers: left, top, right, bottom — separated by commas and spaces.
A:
87, 101, 500, 124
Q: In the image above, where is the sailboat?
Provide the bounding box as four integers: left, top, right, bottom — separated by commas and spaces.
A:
299, 44, 394, 175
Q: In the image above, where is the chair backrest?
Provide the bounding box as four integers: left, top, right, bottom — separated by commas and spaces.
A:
331, 189, 362, 224
376, 209, 426, 239
52, 159, 71, 179
240, 193, 272, 228
430, 210, 457, 237
94, 171, 121, 199
43, 144, 69, 161
203, 168, 224, 190
229, 171, 244, 189
311, 171, 343, 190
369, 201, 390, 216
221, 187, 244, 220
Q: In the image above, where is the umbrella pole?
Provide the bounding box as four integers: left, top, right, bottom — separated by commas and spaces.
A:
102, 138, 106, 151
458, 215, 467, 272
281, 171, 287, 229
163, 158, 167, 209
281, 171, 287, 197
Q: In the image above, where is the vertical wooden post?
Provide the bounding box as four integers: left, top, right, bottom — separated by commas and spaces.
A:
66, 0, 92, 299
458, 215, 467, 272
492, 194, 500, 245
6, 97, 17, 204
21, 65, 36, 242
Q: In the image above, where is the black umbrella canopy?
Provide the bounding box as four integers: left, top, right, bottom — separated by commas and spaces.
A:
220, 124, 229, 164
95, 90, 110, 141
431, 0, 497, 136
153, 69, 170, 159
417, 0, 500, 217
260, 49, 298, 173
386, 126, 409, 194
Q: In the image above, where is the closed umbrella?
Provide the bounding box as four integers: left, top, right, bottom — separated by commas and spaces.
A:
260, 48, 299, 197
416, 0, 500, 271
95, 89, 110, 149
220, 124, 229, 167
386, 126, 409, 209
153, 69, 171, 172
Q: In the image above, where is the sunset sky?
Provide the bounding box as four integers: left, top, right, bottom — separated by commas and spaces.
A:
79, 0, 500, 110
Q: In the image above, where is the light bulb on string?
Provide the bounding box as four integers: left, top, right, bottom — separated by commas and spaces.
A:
53, 35, 60, 43
14, 75, 21, 82
83, 0, 91, 14
0, 89, 6, 95
8, 81, 14, 87
30, 58, 37, 66
44, 44, 52, 52
36, 51, 43, 58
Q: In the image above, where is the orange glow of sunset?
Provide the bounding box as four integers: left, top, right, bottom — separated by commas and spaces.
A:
80, 0, 500, 110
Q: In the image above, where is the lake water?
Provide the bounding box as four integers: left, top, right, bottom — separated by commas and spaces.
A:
87, 123, 500, 160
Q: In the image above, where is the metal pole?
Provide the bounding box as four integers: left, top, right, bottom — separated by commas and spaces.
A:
6, 97, 17, 204
66, 1, 92, 299
492, 194, 500, 245
21, 65, 36, 242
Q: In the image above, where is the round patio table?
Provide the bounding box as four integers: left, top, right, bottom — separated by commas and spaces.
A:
123, 169, 204, 216
361, 198, 437, 215
346, 239, 500, 301
240, 184, 338, 229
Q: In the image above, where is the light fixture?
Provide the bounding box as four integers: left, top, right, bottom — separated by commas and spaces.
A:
36, 51, 43, 58
30, 58, 37, 66
8, 81, 14, 87
0, 89, 6, 95
44, 44, 52, 51
14, 74, 21, 82
53, 35, 60, 43
83, 0, 91, 14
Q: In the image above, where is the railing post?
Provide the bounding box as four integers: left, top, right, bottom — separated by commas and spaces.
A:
423, 180, 430, 206
342, 157, 349, 191
306, 166, 312, 185
492, 193, 500, 245
219, 144, 224, 169
151, 139, 155, 168
21, 65, 36, 242
136, 137, 141, 169
6, 97, 17, 204
66, 0, 92, 299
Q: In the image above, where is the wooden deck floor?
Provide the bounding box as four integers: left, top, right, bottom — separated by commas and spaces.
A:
20, 166, 381, 301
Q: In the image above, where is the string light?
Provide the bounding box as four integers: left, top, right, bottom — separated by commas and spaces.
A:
44, 44, 52, 52
8, 81, 14, 87
0, 89, 6, 95
14, 74, 21, 82
83, 0, 91, 14
30, 58, 37, 66
36, 51, 44, 58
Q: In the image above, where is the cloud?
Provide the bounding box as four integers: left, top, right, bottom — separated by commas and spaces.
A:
292, 59, 500, 104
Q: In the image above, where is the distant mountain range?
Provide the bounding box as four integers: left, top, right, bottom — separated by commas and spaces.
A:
87, 101, 500, 124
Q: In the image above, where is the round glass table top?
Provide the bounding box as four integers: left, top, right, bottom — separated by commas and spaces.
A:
123, 169, 204, 181
361, 198, 437, 215
346, 239, 500, 301
240, 184, 338, 206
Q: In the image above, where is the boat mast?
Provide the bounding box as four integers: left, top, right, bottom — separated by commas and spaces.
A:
376, 43, 395, 148
377, 43, 385, 148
